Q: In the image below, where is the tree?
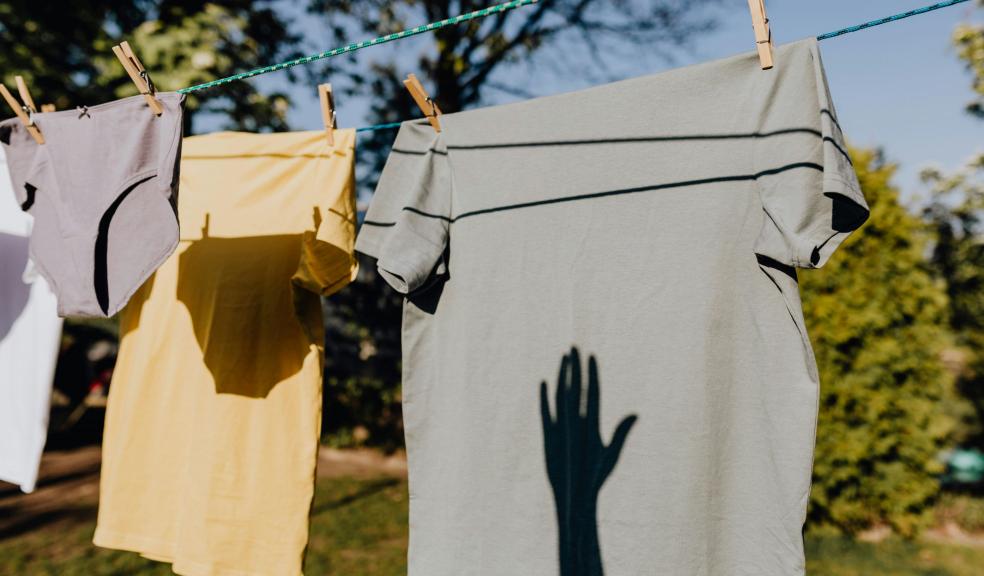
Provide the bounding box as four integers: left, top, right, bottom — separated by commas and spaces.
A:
803, 148, 955, 536
918, 0, 984, 447
311, 0, 721, 109
953, 0, 984, 118
307, 0, 722, 189
922, 158, 984, 446
0, 1, 300, 133
321, 260, 406, 450
0, 2, 303, 429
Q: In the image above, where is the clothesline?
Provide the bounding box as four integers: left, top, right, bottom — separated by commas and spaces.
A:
356, 121, 403, 134
182, 0, 973, 132
817, 0, 971, 40
348, 0, 975, 134
177, 0, 540, 94
175, 0, 972, 132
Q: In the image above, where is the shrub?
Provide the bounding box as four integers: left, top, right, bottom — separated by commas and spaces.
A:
802, 148, 956, 536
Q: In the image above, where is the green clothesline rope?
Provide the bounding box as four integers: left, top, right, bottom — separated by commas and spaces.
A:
177, 0, 539, 94
175, 0, 972, 129
817, 0, 971, 41
356, 121, 403, 133
352, 0, 975, 134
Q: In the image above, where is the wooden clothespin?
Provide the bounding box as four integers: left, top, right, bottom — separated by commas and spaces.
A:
15, 76, 38, 114
318, 83, 337, 146
16, 77, 55, 114
112, 40, 164, 116
403, 74, 442, 133
747, 0, 774, 70
0, 79, 44, 144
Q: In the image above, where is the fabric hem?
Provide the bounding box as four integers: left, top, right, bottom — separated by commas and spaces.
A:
317, 260, 359, 297
377, 244, 437, 294
94, 529, 298, 576
181, 129, 355, 161
0, 470, 36, 494
172, 557, 301, 576
93, 528, 175, 560
794, 174, 867, 269
376, 223, 446, 294
34, 92, 184, 121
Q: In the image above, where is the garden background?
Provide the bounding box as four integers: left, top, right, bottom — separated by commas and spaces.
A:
1, 1, 982, 573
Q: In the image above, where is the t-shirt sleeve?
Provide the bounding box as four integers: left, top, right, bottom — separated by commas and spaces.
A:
355, 120, 451, 294
753, 39, 869, 269
292, 130, 360, 297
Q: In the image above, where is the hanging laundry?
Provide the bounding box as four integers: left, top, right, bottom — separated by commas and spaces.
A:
19, 93, 185, 317
357, 38, 869, 576
0, 123, 63, 493
94, 129, 358, 576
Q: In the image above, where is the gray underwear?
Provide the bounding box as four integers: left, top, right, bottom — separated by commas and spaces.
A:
17, 92, 185, 317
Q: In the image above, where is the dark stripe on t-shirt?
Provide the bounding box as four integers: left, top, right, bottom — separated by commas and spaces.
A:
445, 128, 824, 151
820, 109, 843, 134
362, 220, 397, 228
395, 161, 824, 224
822, 136, 853, 166
390, 147, 448, 157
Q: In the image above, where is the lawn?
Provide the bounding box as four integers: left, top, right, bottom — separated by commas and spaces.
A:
0, 477, 407, 576
805, 536, 984, 576
1, 475, 983, 575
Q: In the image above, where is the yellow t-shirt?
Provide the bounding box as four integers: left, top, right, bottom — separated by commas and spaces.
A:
94, 130, 358, 576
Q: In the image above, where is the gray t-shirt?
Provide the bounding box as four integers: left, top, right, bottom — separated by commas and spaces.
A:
357, 38, 867, 576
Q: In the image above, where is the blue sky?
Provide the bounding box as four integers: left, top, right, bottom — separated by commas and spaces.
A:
258, 0, 981, 201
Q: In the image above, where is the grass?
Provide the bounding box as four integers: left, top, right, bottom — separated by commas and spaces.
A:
805, 536, 984, 576
0, 477, 407, 576
2, 475, 983, 575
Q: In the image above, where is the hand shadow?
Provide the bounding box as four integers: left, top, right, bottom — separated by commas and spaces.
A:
541, 347, 637, 576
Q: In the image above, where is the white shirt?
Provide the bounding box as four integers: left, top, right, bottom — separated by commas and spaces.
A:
0, 149, 62, 493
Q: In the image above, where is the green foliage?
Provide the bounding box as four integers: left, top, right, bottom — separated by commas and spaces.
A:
922, 156, 984, 445
923, 6, 984, 448
322, 258, 405, 451
803, 148, 956, 536
0, 476, 408, 576
0, 1, 300, 132
952, 1, 984, 118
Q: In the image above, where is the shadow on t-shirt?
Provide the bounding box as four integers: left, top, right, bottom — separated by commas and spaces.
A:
0, 233, 31, 343
541, 347, 638, 576
175, 232, 333, 399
